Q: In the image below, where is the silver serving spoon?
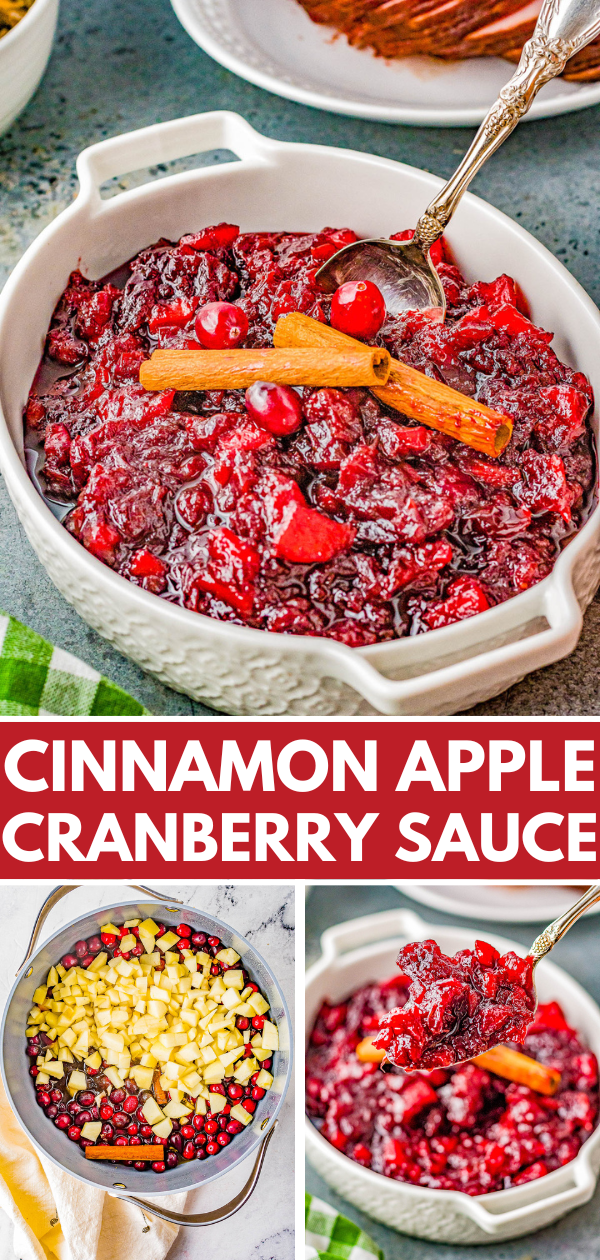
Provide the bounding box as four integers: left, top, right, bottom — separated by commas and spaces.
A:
317, 0, 600, 319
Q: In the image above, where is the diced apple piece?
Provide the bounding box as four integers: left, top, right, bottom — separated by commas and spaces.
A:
219, 1047, 245, 1068
81, 1121, 102, 1141
208, 1092, 227, 1113
147, 1000, 168, 1018
141, 1097, 164, 1125
216, 948, 240, 967
222, 989, 241, 1011
234, 1058, 257, 1083
176, 1040, 201, 1064
67, 1069, 87, 1095
152, 1117, 173, 1141
129, 1066, 154, 1090
37, 1072, 50, 1084
156, 932, 180, 953
163, 1100, 192, 1118
195, 1096, 207, 1115
103, 1031, 125, 1052
58, 1048, 74, 1063
164, 1061, 183, 1081
181, 1070, 201, 1091
104, 1066, 125, 1089
248, 992, 270, 1016
47, 966, 59, 987
139, 918, 160, 937
119, 934, 137, 953
261, 1021, 279, 1052
229, 1104, 253, 1126
44, 1061, 64, 1079
203, 1060, 226, 1083
88, 952, 108, 973
33, 986, 48, 1005
256, 1069, 273, 1089
100, 923, 119, 935
222, 970, 244, 990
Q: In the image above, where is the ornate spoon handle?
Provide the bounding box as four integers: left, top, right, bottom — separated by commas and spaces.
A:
530, 883, 600, 962
413, 0, 600, 252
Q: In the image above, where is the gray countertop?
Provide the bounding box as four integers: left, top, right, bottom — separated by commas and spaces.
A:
2, 0, 600, 714
305, 884, 600, 1259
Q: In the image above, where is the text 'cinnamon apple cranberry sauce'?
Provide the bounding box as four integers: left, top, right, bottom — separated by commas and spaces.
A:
25, 224, 595, 646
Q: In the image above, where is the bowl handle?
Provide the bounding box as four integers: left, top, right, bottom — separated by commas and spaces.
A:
16, 883, 184, 974
111, 1121, 277, 1227
335, 577, 582, 715
460, 1153, 596, 1235
75, 111, 272, 207
319, 908, 430, 963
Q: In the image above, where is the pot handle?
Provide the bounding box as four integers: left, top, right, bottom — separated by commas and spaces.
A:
76, 111, 273, 206
460, 1152, 596, 1235
330, 575, 582, 715
112, 1121, 277, 1228
17, 884, 184, 974
320, 908, 429, 964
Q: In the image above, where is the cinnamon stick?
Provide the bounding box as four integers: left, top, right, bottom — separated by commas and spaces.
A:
474, 1046, 561, 1095
356, 1037, 386, 1064
274, 312, 512, 458
153, 1069, 168, 1106
139, 346, 391, 391
86, 1145, 164, 1160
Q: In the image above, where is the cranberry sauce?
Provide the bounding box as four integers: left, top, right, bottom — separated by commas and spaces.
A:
24, 224, 595, 645
373, 939, 536, 1070
307, 982, 598, 1194
28, 921, 273, 1173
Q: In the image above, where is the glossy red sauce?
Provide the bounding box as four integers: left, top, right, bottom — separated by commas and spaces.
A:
306, 981, 598, 1194
24, 224, 595, 646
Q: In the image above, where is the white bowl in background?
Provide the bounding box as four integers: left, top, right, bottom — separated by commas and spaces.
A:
396, 883, 600, 924
0, 111, 599, 715
305, 908, 600, 1243
0, 0, 59, 136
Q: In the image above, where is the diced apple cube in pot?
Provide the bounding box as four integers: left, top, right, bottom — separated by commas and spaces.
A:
229, 1104, 253, 1126
152, 1117, 173, 1141
261, 1021, 279, 1052
141, 1097, 164, 1125
156, 932, 180, 953
256, 1069, 273, 1089
81, 1121, 102, 1141
208, 1093, 227, 1113
67, 1070, 87, 1095
163, 1100, 192, 1118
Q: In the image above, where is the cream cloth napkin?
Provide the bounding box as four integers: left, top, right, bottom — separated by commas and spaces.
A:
0, 1078, 186, 1260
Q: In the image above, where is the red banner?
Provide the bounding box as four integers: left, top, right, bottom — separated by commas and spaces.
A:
0, 717, 597, 880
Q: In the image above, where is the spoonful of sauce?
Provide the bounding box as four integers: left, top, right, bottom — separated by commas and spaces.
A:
367, 883, 600, 1071
316, 0, 600, 319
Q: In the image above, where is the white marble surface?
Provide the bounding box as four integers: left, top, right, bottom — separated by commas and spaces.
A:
0, 882, 295, 1260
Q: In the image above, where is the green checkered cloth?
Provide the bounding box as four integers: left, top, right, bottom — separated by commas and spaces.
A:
0, 611, 148, 715
305, 1195, 383, 1260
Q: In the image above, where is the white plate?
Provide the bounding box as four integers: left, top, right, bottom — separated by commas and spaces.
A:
170, 0, 600, 127
397, 883, 600, 922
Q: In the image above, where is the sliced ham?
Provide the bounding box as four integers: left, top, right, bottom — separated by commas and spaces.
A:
297, 0, 600, 78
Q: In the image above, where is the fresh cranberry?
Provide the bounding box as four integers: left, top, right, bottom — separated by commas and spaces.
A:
246, 983, 259, 993
204, 1120, 218, 1135
166, 1151, 179, 1169
155, 924, 167, 938
127, 1122, 139, 1136
139, 1124, 153, 1138
50, 1089, 63, 1103
66, 1100, 81, 1115
262, 1059, 272, 1071
226, 1120, 244, 1135
192, 1115, 204, 1131
151, 1161, 166, 1173
196, 1147, 208, 1159
55, 1114, 71, 1130
101, 933, 117, 947
131, 942, 144, 957
182, 1141, 196, 1160
217, 1133, 231, 1147
113, 1112, 129, 1129
194, 1132, 207, 1146
74, 940, 89, 958
114, 1135, 129, 1146
251, 1016, 265, 1031
123, 1095, 138, 1114
77, 1110, 92, 1125
330, 280, 386, 339
245, 381, 303, 437
45, 1104, 59, 1119
100, 1103, 114, 1119
242, 1099, 256, 1114
180, 1124, 194, 1140
169, 1132, 183, 1153
195, 302, 249, 350
29, 1066, 39, 1077
100, 1123, 114, 1140
61, 954, 79, 969
210, 963, 222, 976
227, 1083, 244, 1100
252, 1087, 266, 1100
205, 1141, 220, 1156
236, 1017, 250, 1031
110, 1088, 126, 1104
78, 1091, 95, 1106
192, 932, 207, 946
26, 1045, 39, 1058
68, 1126, 81, 1141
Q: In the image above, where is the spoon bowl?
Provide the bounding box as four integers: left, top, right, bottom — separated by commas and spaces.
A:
316, 237, 446, 319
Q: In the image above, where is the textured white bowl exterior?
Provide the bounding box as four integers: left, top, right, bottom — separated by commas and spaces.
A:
305, 909, 600, 1243
0, 0, 59, 136
0, 111, 599, 715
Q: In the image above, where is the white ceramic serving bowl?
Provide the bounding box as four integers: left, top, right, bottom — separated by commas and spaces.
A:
305, 908, 600, 1244
0, 110, 599, 716
0, 0, 59, 136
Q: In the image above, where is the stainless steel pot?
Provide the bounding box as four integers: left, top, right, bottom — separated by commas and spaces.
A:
1, 885, 293, 1227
